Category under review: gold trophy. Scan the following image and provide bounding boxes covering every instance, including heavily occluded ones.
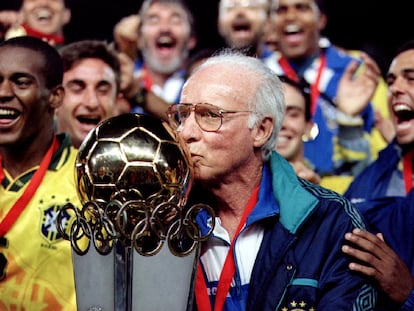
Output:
[57,113,214,311]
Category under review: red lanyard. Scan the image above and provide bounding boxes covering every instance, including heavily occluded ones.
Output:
[403,149,414,194]
[142,65,153,91]
[278,53,327,116]
[0,136,59,237]
[22,24,64,46]
[0,154,3,185]
[195,185,259,311]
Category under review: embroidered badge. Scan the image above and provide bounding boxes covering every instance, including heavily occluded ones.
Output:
[39,197,72,243]
[281,300,315,311]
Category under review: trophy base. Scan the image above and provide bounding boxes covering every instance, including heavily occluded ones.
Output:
[73,242,198,311]
[132,244,198,311]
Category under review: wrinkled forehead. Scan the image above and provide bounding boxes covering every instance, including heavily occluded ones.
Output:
[143,2,190,19]
[0,46,45,80]
[0,45,44,65]
[271,0,319,10]
[22,0,67,8]
[139,1,193,34]
[388,49,414,74]
[182,63,258,105]
[220,0,269,8]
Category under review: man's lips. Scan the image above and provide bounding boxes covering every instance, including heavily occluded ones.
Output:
[0,107,20,120]
[33,8,53,23]
[74,115,102,135]
[232,20,251,33]
[76,116,101,125]
[0,107,21,126]
[392,103,414,122]
[396,110,414,122]
[282,24,304,45]
[156,35,176,49]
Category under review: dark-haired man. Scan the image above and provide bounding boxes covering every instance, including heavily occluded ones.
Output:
[55,39,121,148]
[343,40,414,310]
[0,36,79,310]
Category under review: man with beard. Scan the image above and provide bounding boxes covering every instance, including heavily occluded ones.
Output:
[119,0,197,116]
[0,0,71,48]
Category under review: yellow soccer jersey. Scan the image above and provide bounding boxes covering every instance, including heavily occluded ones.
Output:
[0,134,81,311]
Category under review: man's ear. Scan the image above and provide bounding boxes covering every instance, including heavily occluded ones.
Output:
[253,116,274,148]
[62,8,71,26]
[187,35,197,51]
[318,12,327,32]
[16,10,24,24]
[49,85,65,110]
[137,35,144,50]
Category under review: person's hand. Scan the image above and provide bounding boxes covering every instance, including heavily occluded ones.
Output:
[113,15,140,60]
[0,10,20,29]
[336,52,381,117]
[117,51,147,98]
[117,52,135,93]
[342,228,414,304]
[0,10,20,39]
[375,109,395,143]
[291,161,321,184]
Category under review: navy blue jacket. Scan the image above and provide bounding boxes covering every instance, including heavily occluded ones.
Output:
[195,152,377,310]
[344,140,405,207]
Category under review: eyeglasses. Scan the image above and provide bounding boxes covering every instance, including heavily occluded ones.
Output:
[167,103,253,132]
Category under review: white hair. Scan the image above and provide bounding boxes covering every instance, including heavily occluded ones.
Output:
[194,49,285,161]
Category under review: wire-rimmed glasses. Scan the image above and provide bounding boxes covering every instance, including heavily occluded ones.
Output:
[167,103,253,132]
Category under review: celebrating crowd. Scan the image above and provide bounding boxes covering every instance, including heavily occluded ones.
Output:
[0,0,413,310]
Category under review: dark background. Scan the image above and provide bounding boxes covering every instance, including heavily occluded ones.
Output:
[1,0,413,76]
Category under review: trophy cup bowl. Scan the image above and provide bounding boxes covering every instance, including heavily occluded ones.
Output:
[76,112,193,207]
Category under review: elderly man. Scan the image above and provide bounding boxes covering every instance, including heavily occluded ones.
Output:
[167,49,377,310]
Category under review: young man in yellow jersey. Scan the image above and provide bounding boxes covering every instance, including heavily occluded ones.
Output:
[0,36,80,311]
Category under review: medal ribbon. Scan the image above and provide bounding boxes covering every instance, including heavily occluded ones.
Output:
[403,149,414,194]
[0,154,3,185]
[278,53,326,116]
[22,24,65,46]
[195,185,259,311]
[142,65,153,91]
[0,136,59,237]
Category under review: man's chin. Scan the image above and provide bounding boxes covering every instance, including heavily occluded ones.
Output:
[146,53,183,74]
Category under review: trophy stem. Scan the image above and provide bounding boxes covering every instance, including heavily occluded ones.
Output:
[115,241,134,311]
[126,245,133,311]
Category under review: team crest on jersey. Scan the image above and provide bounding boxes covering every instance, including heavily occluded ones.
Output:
[281,301,315,311]
[39,198,72,243]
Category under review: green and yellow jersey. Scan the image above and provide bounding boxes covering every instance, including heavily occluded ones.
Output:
[0,134,81,311]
